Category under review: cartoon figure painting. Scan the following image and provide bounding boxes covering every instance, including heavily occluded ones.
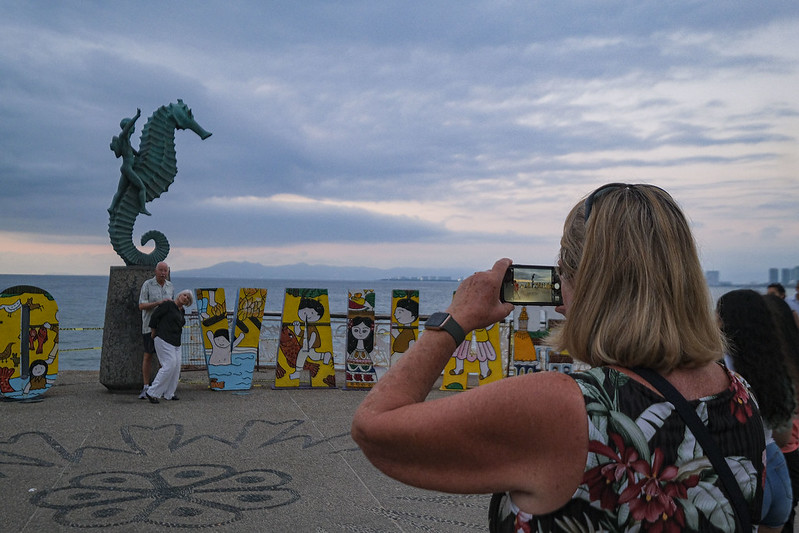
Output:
[441,323,503,391]
[390,290,419,367]
[196,287,266,391]
[0,285,59,399]
[441,291,503,390]
[275,289,336,388]
[344,290,378,389]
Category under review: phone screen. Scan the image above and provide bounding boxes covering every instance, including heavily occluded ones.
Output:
[500,264,562,306]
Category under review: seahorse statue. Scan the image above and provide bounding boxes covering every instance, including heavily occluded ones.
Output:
[107,100,211,266]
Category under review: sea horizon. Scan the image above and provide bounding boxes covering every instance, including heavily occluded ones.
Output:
[0,273,773,372]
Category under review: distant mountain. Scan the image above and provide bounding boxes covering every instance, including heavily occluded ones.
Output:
[174,261,467,281]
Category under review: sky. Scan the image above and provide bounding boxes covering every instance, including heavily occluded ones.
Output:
[1,1,798,283]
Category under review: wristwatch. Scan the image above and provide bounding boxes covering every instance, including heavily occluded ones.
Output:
[424,312,466,346]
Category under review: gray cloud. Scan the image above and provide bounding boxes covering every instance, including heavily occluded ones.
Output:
[1,1,798,280]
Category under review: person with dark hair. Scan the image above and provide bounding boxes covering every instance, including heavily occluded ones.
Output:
[764,294,799,532]
[718,289,795,532]
[352,183,767,531]
[768,283,787,299]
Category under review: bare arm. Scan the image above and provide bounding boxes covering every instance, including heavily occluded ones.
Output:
[351,258,588,514]
[139,299,168,311]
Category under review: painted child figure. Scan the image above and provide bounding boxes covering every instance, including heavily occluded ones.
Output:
[289,297,333,380]
[108,108,150,216]
[206,328,244,366]
[391,297,419,366]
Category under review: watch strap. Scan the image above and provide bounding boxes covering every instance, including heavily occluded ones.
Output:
[425,312,466,346]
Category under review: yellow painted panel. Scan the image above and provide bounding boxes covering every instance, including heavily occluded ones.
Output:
[275,289,335,388]
[0,285,59,399]
[441,322,503,391]
[390,290,419,367]
[345,289,377,389]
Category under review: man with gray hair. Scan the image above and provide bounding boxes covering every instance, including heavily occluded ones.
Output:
[138,262,173,398]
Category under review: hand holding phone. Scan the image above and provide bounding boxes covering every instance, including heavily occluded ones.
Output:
[499,264,563,306]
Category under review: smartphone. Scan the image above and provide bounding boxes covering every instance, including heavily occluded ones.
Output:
[499,264,563,306]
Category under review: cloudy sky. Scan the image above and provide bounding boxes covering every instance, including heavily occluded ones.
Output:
[2,1,798,282]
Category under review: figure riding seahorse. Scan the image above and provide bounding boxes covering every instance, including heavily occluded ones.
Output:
[107,100,211,266]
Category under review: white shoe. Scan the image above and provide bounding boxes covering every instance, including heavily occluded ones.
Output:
[138,385,149,399]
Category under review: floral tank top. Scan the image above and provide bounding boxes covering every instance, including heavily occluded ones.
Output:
[490,365,765,532]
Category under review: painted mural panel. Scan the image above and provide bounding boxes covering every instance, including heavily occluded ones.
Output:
[275,289,336,388]
[390,290,419,367]
[441,324,503,390]
[345,290,377,389]
[0,285,58,399]
[196,288,266,391]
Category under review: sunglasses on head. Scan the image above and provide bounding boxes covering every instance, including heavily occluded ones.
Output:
[583,183,633,223]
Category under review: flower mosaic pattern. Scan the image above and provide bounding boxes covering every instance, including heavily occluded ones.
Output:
[30,464,299,528]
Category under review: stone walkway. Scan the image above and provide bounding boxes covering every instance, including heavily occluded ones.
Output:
[2,370,487,532]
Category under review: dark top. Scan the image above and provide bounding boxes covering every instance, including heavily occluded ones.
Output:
[148,300,185,347]
[490,365,765,532]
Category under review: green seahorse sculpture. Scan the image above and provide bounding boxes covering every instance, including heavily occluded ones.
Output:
[107,100,211,266]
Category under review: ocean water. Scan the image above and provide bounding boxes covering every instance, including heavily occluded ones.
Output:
[0,274,761,371]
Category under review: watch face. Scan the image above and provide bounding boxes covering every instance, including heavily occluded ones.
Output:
[426,312,448,328]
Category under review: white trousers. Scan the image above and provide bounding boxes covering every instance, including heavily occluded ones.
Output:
[149,337,181,400]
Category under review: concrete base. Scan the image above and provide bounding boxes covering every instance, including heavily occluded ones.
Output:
[99,265,161,390]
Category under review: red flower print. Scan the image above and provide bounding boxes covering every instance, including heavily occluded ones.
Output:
[728,376,753,424]
[618,448,699,532]
[513,514,532,533]
[584,433,648,509]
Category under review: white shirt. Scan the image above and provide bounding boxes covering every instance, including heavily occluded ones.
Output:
[139,277,174,333]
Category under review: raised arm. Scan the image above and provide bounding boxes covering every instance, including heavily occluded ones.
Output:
[351,258,588,514]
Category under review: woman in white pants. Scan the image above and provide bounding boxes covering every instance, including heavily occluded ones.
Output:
[146,289,193,403]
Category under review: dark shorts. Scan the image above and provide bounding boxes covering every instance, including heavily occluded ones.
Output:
[142,333,155,355]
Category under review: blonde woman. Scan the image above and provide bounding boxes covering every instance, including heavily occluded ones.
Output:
[352,184,765,532]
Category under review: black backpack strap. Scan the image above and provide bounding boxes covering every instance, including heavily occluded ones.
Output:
[631,366,752,533]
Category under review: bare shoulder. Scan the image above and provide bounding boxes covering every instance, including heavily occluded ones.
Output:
[499,371,589,514]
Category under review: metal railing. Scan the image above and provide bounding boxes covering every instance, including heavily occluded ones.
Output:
[179,311,514,373]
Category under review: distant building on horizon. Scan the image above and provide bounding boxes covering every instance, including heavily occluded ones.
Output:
[769,268,779,284]
[705,271,720,286]
[773,267,799,287]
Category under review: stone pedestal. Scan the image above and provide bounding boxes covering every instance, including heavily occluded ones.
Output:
[100,266,161,391]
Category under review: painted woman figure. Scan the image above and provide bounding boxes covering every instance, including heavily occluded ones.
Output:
[108,108,150,216]
[346,316,377,386]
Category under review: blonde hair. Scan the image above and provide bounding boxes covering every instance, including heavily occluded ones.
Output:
[553,184,722,372]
